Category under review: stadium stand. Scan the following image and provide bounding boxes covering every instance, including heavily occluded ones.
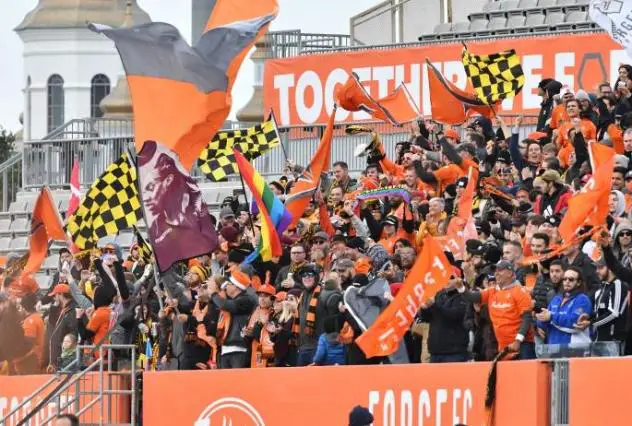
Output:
[424,0,594,40]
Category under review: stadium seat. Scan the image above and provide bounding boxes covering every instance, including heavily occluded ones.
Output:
[10,218,29,233]
[508,15,527,30]
[500,0,519,10]
[0,237,11,251]
[433,22,453,34]
[517,0,538,9]
[43,254,59,270]
[452,21,471,34]
[0,218,12,236]
[58,197,70,213]
[8,201,26,214]
[116,232,135,248]
[563,10,592,28]
[545,11,566,26]
[526,13,547,31]
[489,17,509,32]
[537,0,556,8]
[10,236,28,251]
[469,19,490,33]
[482,1,502,12]
[557,0,576,6]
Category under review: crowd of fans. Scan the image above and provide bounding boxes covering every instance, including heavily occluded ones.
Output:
[3,67,632,375]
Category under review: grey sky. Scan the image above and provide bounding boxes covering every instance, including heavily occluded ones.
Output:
[0,0,371,133]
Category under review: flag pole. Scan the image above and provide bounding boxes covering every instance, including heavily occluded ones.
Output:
[269,109,289,161]
[237,164,257,237]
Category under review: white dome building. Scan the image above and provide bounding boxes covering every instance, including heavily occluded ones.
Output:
[15,0,151,140]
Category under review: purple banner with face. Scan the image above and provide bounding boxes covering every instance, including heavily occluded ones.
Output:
[137,141,217,272]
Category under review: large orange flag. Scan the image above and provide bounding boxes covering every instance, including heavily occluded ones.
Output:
[558,142,615,243]
[356,237,451,358]
[426,59,495,125]
[284,107,336,227]
[335,73,399,125]
[90,0,278,170]
[23,187,66,276]
[378,84,423,124]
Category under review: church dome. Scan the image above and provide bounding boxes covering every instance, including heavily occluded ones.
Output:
[15,0,151,32]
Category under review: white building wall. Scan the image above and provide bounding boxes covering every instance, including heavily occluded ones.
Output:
[19,28,123,140]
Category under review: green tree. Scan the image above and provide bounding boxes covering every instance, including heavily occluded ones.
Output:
[0,127,19,211]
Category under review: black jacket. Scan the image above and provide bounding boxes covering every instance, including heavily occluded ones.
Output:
[421,288,471,356]
[593,278,630,342]
[532,274,557,311]
[212,289,257,349]
[297,287,342,350]
[537,98,554,131]
[46,301,78,367]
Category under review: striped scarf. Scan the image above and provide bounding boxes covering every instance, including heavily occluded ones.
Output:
[293,286,321,337]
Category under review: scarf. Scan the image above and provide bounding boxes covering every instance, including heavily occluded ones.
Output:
[292,286,321,337]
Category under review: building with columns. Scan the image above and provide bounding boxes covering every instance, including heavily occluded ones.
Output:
[15,0,151,140]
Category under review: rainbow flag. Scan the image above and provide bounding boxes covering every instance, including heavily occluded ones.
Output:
[233,149,292,262]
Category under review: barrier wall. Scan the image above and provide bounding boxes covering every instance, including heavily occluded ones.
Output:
[569,358,632,426]
[0,373,130,426]
[144,361,550,426]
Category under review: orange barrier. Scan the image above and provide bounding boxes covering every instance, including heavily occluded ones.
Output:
[144,361,550,426]
[264,32,624,126]
[569,358,632,426]
[0,373,130,425]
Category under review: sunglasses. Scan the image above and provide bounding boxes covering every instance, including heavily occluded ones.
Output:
[103,249,115,254]
[313,239,326,244]
[620,231,632,237]
[563,277,578,282]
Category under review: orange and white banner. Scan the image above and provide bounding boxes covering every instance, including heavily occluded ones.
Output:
[144,361,550,426]
[264,32,626,126]
[356,236,451,358]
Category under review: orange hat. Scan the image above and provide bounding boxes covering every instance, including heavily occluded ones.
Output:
[188,258,202,268]
[257,284,276,296]
[528,131,548,141]
[228,269,251,291]
[444,129,460,141]
[275,291,287,302]
[189,265,208,281]
[354,256,372,275]
[48,284,70,297]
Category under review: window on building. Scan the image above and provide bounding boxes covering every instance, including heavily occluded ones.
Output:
[47,74,65,133]
[90,74,111,118]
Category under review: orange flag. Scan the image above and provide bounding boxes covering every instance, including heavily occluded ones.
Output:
[91,0,278,170]
[284,107,336,227]
[22,187,66,276]
[426,59,495,125]
[356,236,451,358]
[335,73,399,125]
[558,142,615,243]
[378,84,423,124]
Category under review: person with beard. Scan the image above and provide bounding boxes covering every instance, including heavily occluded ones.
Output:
[209,269,257,369]
[45,284,78,371]
[293,263,342,366]
[420,268,472,363]
[532,170,571,218]
[462,240,488,287]
[535,266,592,350]
[334,258,355,291]
[275,243,308,291]
[532,259,564,315]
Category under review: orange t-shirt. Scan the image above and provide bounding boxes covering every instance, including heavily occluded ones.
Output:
[550,104,569,129]
[22,312,45,368]
[87,307,112,346]
[480,283,534,349]
[608,124,624,154]
[433,164,464,193]
[557,119,597,168]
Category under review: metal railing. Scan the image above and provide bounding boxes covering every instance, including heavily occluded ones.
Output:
[266,30,352,58]
[0,153,23,211]
[0,344,137,426]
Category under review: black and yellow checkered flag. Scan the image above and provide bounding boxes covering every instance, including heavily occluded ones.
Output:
[197,114,280,182]
[462,46,525,104]
[67,152,141,250]
[133,225,153,264]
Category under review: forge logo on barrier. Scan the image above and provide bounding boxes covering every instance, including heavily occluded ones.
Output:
[194,397,265,426]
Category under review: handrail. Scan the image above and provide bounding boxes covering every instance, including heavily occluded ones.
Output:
[0,152,23,173]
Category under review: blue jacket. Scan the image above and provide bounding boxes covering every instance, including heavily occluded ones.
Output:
[313,333,346,366]
[537,290,593,345]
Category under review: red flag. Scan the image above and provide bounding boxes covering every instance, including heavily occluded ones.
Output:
[426,59,495,125]
[377,84,422,124]
[22,187,66,277]
[68,158,80,217]
[558,142,615,243]
[284,107,336,227]
[356,237,451,357]
[335,73,399,125]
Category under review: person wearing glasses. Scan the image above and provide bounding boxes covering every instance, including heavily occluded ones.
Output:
[613,222,632,270]
[274,243,308,292]
[535,266,592,353]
